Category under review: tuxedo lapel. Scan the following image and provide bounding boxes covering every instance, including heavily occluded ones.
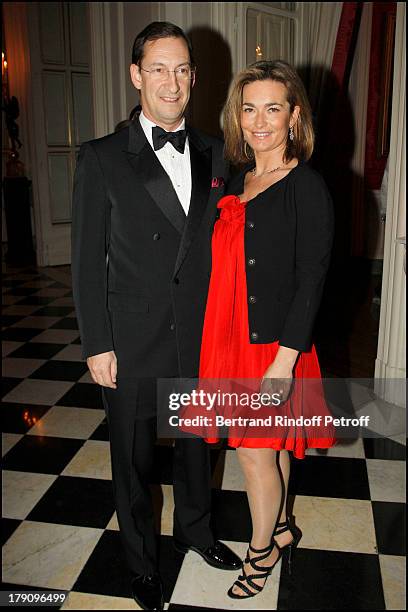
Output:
[125,120,186,235]
[173,128,212,277]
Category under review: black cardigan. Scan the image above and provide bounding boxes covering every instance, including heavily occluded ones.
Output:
[225,161,334,352]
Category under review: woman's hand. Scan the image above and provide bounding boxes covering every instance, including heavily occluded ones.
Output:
[260,346,299,405]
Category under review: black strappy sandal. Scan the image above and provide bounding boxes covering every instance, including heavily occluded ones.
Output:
[227,539,282,599]
[273,518,302,575]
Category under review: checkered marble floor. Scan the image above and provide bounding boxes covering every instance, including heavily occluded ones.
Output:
[2,265,406,610]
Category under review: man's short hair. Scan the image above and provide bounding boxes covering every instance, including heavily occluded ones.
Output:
[131,21,195,67]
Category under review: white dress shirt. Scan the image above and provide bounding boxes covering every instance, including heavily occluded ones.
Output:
[139,110,192,215]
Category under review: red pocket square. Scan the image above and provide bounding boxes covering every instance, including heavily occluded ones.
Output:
[211,177,225,188]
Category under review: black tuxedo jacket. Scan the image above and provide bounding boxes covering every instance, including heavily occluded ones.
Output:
[71,118,228,378]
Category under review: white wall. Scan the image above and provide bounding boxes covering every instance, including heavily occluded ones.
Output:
[123,2,159,119]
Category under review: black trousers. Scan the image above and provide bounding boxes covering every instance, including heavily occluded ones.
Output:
[102,379,214,577]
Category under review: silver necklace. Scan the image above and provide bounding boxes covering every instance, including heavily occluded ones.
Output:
[251,165,283,178]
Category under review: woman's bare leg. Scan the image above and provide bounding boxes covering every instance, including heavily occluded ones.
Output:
[274,450,294,548]
[230,447,283,596]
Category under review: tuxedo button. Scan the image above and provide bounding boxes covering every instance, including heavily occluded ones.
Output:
[250,331,259,340]
[249,295,257,304]
[153,233,160,241]
[247,220,255,229]
[170,323,176,331]
[174,278,180,285]
[248,258,256,266]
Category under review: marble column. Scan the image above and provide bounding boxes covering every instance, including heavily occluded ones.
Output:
[374,3,406,408]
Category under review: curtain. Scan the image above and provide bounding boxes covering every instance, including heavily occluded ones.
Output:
[364,2,397,191]
[312,2,364,260]
[307,2,343,115]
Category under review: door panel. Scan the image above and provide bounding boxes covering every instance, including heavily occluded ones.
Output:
[47,153,73,223]
[43,71,70,146]
[28,2,94,265]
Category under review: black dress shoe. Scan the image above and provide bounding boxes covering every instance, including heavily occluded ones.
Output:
[131,573,164,610]
[174,539,242,570]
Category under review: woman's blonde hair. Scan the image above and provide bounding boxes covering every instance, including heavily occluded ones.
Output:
[223,60,314,165]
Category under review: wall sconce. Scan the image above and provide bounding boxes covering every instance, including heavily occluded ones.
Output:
[256,45,263,60]
[1,46,35,265]
[2,51,8,76]
[2,47,23,160]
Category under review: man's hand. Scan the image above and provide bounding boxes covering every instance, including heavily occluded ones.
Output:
[87,351,117,388]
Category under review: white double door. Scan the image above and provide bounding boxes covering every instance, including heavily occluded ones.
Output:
[27,2,94,266]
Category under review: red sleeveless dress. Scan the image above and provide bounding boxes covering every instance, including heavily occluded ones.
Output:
[193,194,337,459]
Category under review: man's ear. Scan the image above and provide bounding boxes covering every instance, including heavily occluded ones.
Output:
[191,71,196,89]
[130,63,142,91]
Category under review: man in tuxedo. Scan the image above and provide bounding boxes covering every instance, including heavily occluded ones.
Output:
[71,21,240,611]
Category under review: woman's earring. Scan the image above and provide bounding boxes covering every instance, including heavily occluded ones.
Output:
[289,125,294,141]
[244,141,253,159]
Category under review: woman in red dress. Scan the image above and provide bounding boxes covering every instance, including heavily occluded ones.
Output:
[196,61,337,599]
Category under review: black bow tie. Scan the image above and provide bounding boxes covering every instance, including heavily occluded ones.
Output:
[152,126,187,154]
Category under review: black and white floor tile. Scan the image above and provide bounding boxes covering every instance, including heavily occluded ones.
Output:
[2,265,406,610]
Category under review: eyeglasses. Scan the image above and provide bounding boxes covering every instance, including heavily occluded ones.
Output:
[140,65,196,81]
